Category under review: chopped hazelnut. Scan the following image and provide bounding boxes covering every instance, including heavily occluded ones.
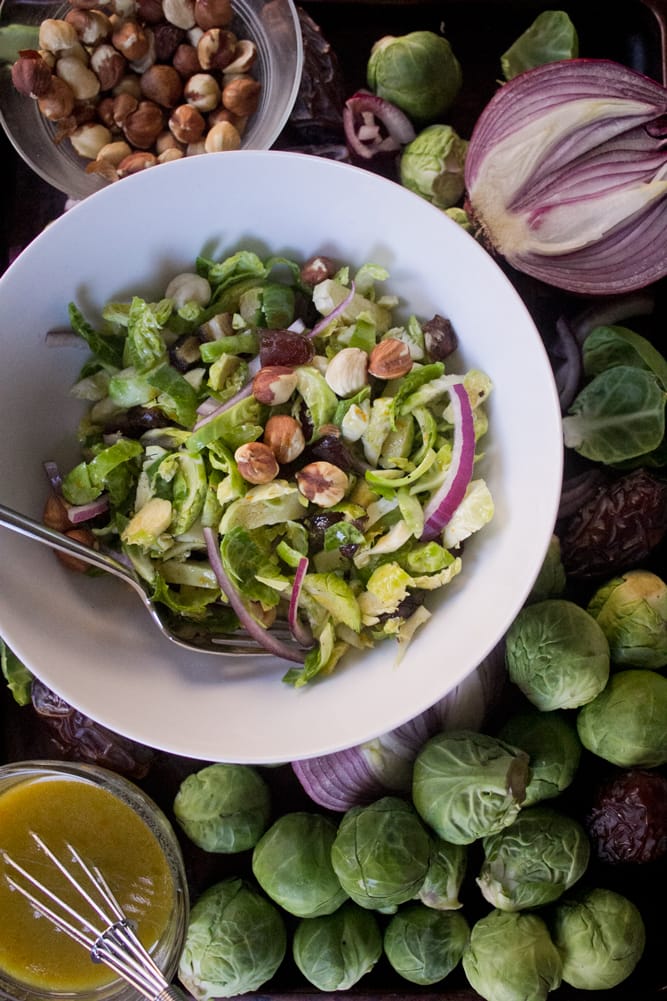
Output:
[252,366,298,405]
[234,442,279,485]
[263,415,305,465]
[296,461,349,507]
[325,347,368,398]
[368,338,413,380]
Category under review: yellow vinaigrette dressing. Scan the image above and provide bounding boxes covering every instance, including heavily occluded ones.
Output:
[0,773,175,992]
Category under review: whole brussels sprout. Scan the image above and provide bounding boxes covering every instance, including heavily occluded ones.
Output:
[399,125,468,209]
[477,806,590,911]
[330,796,431,912]
[498,709,581,805]
[367,31,462,123]
[252,812,347,918]
[412,730,530,845]
[501,10,578,81]
[178,878,286,1000]
[292,901,382,990]
[505,599,610,710]
[549,887,646,989]
[527,535,567,603]
[576,669,667,767]
[417,837,467,910]
[462,909,562,1001]
[173,763,270,852]
[384,903,470,985]
[587,569,667,668]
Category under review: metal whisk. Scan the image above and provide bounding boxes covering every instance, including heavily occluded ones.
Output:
[1,833,188,1001]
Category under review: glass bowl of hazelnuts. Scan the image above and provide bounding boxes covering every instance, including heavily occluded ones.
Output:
[0,0,303,198]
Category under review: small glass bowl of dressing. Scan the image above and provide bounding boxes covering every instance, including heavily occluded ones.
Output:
[0,760,189,1001]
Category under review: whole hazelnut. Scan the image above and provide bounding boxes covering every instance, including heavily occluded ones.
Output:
[11,50,52,98]
[300,255,337,286]
[112,72,142,98]
[368,338,413,380]
[43,494,71,532]
[111,20,149,61]
[95,138,132,165]
[136,0,165,23]
[155,128,184,153]
[70,121,113,159]
[196,27,236,70]
[152,23,185,62]
[203,119,240,152]
[234,442,279,485]
[38,18,80,56]
[325,347,368,398]
[223,38,256,73]
[57,528,99,574]
[172,42,201,77]
[96,95,116,128]
[296,461,349,508]
[140,63,183,107]
[168,102,205,143]
[263,415,305,465]
[157,146,184,163]
[221,75,260,117]
[112,90,138,127]
[37,75,75,120]
[184,71,220,111]
[56,55,101,101]
[194,0,233,30]
[64,8,112,45]
[116,150,158,175]
[162,0,196,30]
[90,42,127,90]
[122,98,164,147]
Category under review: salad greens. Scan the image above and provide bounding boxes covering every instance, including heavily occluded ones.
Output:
[52,248,493,685]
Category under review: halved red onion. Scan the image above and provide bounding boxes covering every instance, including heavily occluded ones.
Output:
[288,556,315,648]
[343,90,416,160]
[420,382,475,541]
[203,526,306,663]
[465,59,667,294]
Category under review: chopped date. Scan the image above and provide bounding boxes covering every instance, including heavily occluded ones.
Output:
[586,768,667,864]
[558,469,667,578]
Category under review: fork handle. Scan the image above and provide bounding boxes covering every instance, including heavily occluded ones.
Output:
[0,502,137,584]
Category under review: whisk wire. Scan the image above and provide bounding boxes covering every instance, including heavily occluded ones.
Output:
[1,832,176,1001]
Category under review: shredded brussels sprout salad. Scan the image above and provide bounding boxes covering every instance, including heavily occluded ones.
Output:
[52,249,494,685]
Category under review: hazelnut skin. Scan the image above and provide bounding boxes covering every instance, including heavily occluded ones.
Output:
[11,50,53,97]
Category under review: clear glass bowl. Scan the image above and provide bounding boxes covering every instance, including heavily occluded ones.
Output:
[0,0,303,198]
[0,760,189,1001]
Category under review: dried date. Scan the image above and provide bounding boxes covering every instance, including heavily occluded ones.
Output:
[259,328,314,367]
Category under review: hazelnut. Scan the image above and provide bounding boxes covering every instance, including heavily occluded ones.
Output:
[186,139,206,155]
[110,0,137,17]
[221,75,260,116]
[116,150,157,175]
[263,415,305,465]
[92,138,132,171]
[90,42,127,90]
[11,51,52,98]
[43,493,71,532]
[194,0,233,30]
[112,90,138,127]
[96,95,116,128]
[163,0,196,30]
[140,63,183,107]
[70,121,113,158]
[157,146,184,163]
[111,19,149,61]
[172,42,201,77]
[197,27,236,70]
[128,27,156,73]
[296,461,349,508]
[368,338,413,380]
[122,98,164,147]
[136,0,165,23]
[65,9,112,45]
[234,442,279,485]
[112,71,142,98]
[155,128,184,153]
[325,347,368,398]
[203,119,240,152]
[56,528,99,574]
[184,71,220,111]
[224,38,256,73]
[152,23,185,62]
[168,102,205,143]
[38,18,80,56]
[252,366,298,405]
[300,255,337,286]
[56,55,101,101]
[207,106,245,133]
[37,75,75,120]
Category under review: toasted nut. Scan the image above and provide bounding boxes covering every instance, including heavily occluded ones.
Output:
[168,102,205,142]
[111,19,149,60]
[65,8,112,45]
[368,338,413,380]
[163,0,196,30]
[197,27,236,70]
[136,0,164,23]
[234,441,279,484]
[252,366,298,405]
[37,75,75,120]
[56,55,101,101]
[56,528,98,573]
[203,119,240,152]
[263,415,306,464]
[155,128,184,153]
[112,71,142,98]
[139,63,183,107]
[207,106,246,134]
[43,493,72,532]
[172,42,201,77]
[300,255,336,286]
[112,90,138,126]
[221,75,260,116]
[90,42,127,90]
[116,150,157,174]
[184,71,220,111]
[39,18,80,56]
[70,121,113,158]
[296,461,349,507]
[128,27,156,73]
[194,0,233,29]
[223,38,256,74]
[325,347,368,398]
[157,146,184,163]
[186,139,206,155]
[122,98,164,147]
[11,51,52,97]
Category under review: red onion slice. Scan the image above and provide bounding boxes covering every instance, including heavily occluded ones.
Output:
[204,526,306,663]
[67,497,110,524]
[288,556,315,648]
[420,382,475,541]
[343,90,416,160]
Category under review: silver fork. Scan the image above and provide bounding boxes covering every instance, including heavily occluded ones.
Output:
[0,502,303,661]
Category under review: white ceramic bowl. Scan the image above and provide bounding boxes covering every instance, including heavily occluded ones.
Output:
[0,151,563,763]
